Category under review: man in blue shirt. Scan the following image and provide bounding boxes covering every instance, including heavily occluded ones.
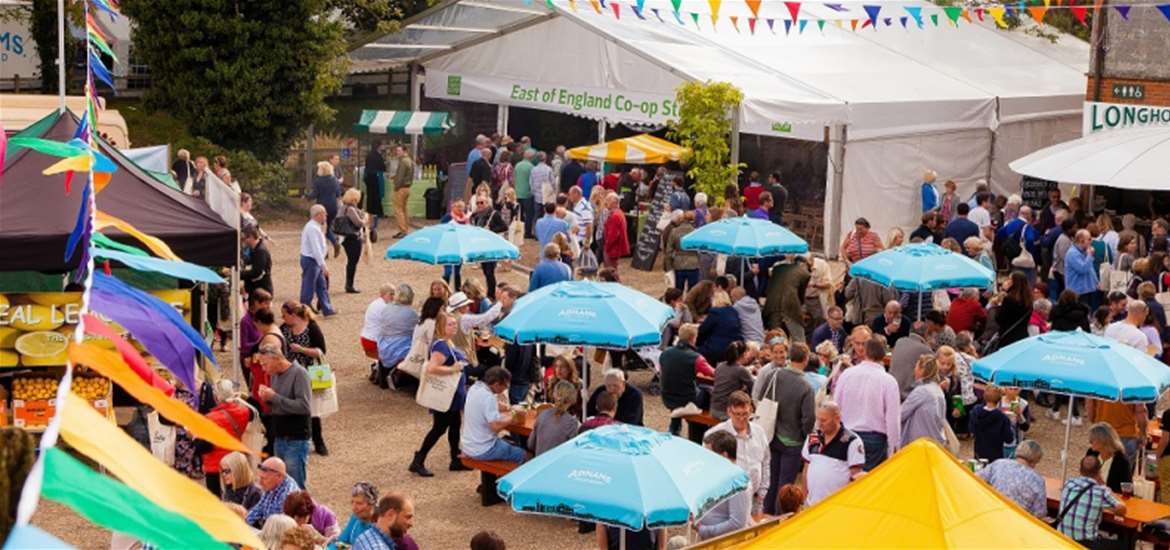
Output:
[529,243,573,292]
[1065,229,1100,309]
[467,134,489,166]
[534,202,570,250]
[353,494,413,550]
[996,205,1040,267]
[462,367,527,463]
[944,203,980,244]
[245,458,300,528]
[748,192,772,220]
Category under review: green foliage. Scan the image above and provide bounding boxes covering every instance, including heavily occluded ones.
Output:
[668,81,745,204]
[120,0,349,162]
[25,0,83,93]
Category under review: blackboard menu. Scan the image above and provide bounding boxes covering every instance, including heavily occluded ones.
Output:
[631,180,673,271]
[446,162,468,209]
[1020,176,1059,210]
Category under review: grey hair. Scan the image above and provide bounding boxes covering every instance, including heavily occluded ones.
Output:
[396,284,415,305]
[960,287,979,299]
[817,400,842,417]
[694,192,708,207]
[1015,440,1043,465]
[1033,298,1051,313]
[309,204,326,218]
[603,368,626,382]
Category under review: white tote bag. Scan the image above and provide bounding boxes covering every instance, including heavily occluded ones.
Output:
[310,374,339,418]
[415,343,462,412]
[146,411,176,466]
[399,320,435,379]
[755,371,780,442]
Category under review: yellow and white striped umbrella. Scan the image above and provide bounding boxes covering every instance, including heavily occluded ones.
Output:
[566,134,686,164]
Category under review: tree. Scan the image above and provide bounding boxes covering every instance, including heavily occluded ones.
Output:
[668,81,745,204]
[18,0,82,93]
[120,0,348,161]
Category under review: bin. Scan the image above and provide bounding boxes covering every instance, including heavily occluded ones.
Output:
[425,188,444,220]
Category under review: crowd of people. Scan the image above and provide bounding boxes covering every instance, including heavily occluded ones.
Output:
[207,132,1170,550]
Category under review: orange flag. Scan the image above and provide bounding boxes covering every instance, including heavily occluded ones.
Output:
[744,0,760,17]
[94,210,181,261]
[1027,5,1047,23]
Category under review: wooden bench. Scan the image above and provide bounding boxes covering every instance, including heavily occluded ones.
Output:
[682,411,720,444]
[460,455,519,506]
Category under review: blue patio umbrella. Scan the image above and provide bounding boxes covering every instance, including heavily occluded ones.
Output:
[497,424,750,534]
[679,216,809,257]
[848,243,994,291]
[494,281,672,349]
[972,330,1170,479]
[384,222,519,265]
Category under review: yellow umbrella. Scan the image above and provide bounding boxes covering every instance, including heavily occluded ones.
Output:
[693,439,1078,549]
[566,134,686,164]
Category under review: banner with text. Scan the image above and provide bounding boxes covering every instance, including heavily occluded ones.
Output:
[1083,101,1170,135]
[427,70,680,126]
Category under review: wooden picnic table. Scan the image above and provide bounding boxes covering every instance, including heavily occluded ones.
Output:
[505,407,539,438]
[1045,477,1170,534]
[1150,418,1162,446]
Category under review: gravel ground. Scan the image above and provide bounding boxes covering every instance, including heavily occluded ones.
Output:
[31,219,1096,549]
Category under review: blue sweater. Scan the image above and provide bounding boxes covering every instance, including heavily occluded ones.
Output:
[529,259,572,292]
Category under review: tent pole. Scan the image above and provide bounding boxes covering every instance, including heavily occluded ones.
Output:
[57,0,65,112]
[730,108,741,185]
[1061,395,1075,484]
[497,105,509,137]
[231,266,241,383]
[410,63,422,163]
[825,124,847,258]
[598,120,606,143]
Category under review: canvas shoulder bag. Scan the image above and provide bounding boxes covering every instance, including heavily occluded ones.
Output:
[415,341,463,413]
[756,370,781,442]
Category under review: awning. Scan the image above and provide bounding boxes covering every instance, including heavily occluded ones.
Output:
[566,134,686,164]
[353,110,454,136]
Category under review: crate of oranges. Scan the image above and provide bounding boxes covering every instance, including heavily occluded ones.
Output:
[11,376,113,429]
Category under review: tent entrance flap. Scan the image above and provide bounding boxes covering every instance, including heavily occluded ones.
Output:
[353,110,454,135]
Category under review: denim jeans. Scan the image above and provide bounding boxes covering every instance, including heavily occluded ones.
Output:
[443,264,462,290]
[764,442,804,515]
[508,383,530,405]
[275,437,310,489]
[856,431,889,472]
[674,269,699,292]
[470,437,527,464]
[299,256,335,315]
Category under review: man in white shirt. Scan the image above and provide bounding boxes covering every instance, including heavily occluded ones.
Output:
[706,391,770,515]
[461,367,527,464]
[696,431,752,540]
[531,152,555,207]
[968,192,993,232]
[361,283,395,363]
[799,401,865,505]
[1105,300,1156,355]
[568,185,595,251]
[299,204,335,316]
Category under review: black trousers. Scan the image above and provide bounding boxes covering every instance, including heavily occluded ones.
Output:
[343,235,363,290]
[482,262,497,300]
[417,408,462,463]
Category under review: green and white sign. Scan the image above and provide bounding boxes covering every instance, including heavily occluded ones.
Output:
[1083,101,1170,135]
[426,70,679,125]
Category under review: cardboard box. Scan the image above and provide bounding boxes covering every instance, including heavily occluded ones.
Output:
[13,398,56,429]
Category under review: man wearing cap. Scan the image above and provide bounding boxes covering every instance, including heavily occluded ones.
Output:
[256,344,312,488]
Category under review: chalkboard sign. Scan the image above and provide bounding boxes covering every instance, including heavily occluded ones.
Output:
[446,162,468,210]
[1020,176,1059,210]
[631,181,673,271]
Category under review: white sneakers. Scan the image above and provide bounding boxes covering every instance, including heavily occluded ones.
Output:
[670,403,703,419]
[1046,408,1083,425]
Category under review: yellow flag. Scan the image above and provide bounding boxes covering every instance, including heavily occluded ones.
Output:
[94,210,181,261]
[68,343,253,455]
[42,155,93,176]
[59,392,263,549]
[988,6,1007,27]
[708,0,721,25]
[589,0,600,13]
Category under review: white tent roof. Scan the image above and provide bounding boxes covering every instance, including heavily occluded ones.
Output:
[354,0,1088,140]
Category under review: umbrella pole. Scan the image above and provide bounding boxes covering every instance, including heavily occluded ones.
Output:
[620,529,626,550]
[917,291,922,321]
[1061,395,1075,484]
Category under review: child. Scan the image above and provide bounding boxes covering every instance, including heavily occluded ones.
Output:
[998,386,1032,458]
[969,384,1015,461]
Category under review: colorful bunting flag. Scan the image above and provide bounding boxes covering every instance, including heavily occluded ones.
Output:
[863,5,881,27]
[905,6,924,27]
[674,9,685,24]
[785,1,802,22]
[88,50,115,90]
[975,7,985,21]
[635,0,644,12]
[64,184,91,261]
[943,6,962,25]
[1158,4,1170,22]
[961,8,972,22]
[589,0,601,13]
[745,0,761,17]
[633,5,645,18]
[611,1,620,18]
[730,15,740,32]
[900,15,908,27]
[989,5,1008,26]
[822,3,847,11]
[767,17,776,31]
[691,11,701,26]
[671,0,682,12]
[1070,5,1086,24]
[749,17,758,33]
[94,211,180,261]
[817,18,826,31]
[83,314,175,397]
[650,6,661,20]
[1114,5,1130,19]
[58,392,263,548]
[599,0,606,8]
[568,0,577,11]
[799,18,809,32]
[1027,5,1048,22]
[41,448,230,550]
[784,19,793,33]
[883,16,892,26]
[850,18,858,30]
[930,13,939,26]
[708,0,722,26]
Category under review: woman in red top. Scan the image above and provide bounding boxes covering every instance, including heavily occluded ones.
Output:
[839,217,884,265]
[602,193,629,278]
[201,379,255,497]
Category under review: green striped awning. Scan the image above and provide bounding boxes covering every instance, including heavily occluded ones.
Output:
[353,110,454,136]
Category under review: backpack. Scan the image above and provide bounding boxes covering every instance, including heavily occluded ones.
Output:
[1001,225,1023,262]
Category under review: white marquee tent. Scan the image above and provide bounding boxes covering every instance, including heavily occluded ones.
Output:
[352,0,1089,253]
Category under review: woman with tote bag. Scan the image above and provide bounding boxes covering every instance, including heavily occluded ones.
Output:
[408,315,471,478]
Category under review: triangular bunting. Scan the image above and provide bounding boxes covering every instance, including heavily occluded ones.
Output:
[930,13,939,26]
[850,18,858,30]
[817,19,827,31]
[708,0,721,26]
[784,1,802,22]
[899,15,908,27]
[674,9,685,23]
[745,0,761,17]
[651,7,663,20]
[671,0,682,12]
[860,18,872,29]
[863,5,881,27]
[691,11,701,26]
[730,15,740,32]
[636,0,645,13]
[905,6,923,27]
[943,5,962,25]
[767,17,776,32]
[611,0,620,18]
[1043,0,1051,6]
[599,0,606,7]
[749,17,758,33]
[568,0,579,13]
[589,0,601,13]
[799,19,809,32]
[547,0,556,8]
[1004,3,1015,19]
[1158,4,1170,22]
[988,5,1007,27]
[975,7,985,21]
[1027,5,1047,23]
[823,3,846,11]
[961,8,972,22]
[883,17,892,26]
[784,19,793,33]
[1070,5,1087,24]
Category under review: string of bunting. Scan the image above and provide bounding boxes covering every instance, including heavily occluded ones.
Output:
[5,0,255,547]
[530,0,1170,33]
